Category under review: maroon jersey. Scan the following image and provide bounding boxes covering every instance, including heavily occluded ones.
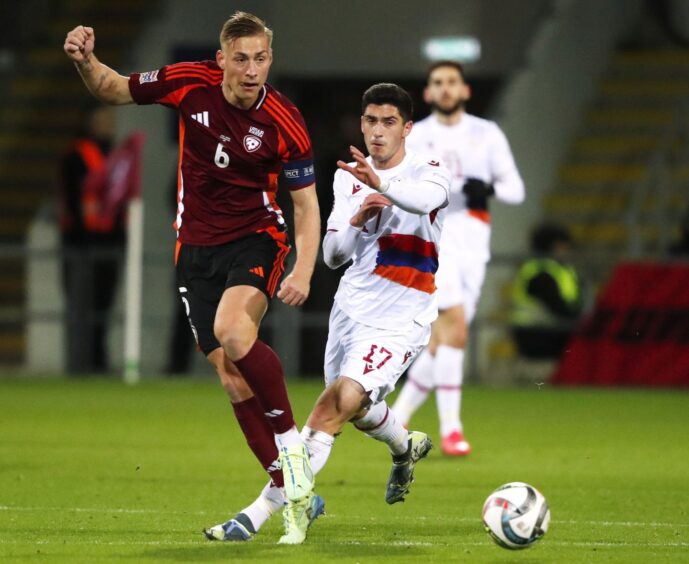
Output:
[128,61,315,246]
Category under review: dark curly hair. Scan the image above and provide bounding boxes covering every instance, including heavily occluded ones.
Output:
[361,83,413,123]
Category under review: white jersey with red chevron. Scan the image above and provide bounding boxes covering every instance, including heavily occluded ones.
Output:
[326,150,450,331]
[407,113,524,262]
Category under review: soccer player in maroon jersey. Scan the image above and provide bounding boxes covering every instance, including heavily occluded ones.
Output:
[64,11,321,545]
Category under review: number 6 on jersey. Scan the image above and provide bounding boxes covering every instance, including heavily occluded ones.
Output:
[214,143,230,168]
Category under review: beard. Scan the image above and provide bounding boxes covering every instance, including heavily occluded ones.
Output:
[430,99,465,116]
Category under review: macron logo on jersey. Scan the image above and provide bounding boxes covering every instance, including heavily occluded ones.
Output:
[191,111,209,127]
[352,184,362,194]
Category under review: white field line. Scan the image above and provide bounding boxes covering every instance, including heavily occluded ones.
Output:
[0,505,209,516]
[2,505,689,530]
[0,539,687,549]
[557,519,689,528]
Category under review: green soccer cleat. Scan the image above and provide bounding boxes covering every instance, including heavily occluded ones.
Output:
[277,491,325,545]
[385,431,433,504]
[279,443,314,502]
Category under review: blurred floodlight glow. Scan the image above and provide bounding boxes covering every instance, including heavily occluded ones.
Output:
[422,36,481,63]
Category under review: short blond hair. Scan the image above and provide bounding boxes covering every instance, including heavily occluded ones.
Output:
[219,11,273,47]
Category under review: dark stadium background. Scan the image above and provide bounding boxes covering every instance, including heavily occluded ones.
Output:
[1,0,688,383]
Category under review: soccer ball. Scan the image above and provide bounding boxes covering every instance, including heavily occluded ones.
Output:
[481,482,550,549]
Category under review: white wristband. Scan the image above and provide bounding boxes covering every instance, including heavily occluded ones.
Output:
[378,180,390,193]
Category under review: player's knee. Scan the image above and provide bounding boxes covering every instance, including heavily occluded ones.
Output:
[334,378,369,417]
[440,311,467,348]
[214,317,256,359]
[308,396,346,434]
[447,324,468,348]
[310,378,367,432]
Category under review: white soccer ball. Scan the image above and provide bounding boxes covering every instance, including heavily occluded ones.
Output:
[481,482,550,549]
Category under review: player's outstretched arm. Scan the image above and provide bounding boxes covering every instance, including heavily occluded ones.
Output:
[277,184,320,307]
[337,146,382,190]
[64,25,133,105]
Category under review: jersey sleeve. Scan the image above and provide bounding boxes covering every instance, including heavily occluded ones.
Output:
[128,61,222,108]
[417,158,452,207]
[263,92,315,190]
[487,123,525,204]
[326,169,358,231]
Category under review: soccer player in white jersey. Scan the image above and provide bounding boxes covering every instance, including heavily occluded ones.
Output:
[392,61,525,456]
[205,83,451,542]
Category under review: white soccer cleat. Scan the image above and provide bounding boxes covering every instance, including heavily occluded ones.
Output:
[277,491,325,545]
[279,443,314,502]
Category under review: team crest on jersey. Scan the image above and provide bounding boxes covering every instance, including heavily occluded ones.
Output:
[243,135,262,152]
[352,184,362,194]
[139,70,159,84]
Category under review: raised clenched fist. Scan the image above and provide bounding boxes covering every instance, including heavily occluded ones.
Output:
[64,25,95,64]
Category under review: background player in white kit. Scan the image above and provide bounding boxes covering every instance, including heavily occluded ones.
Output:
[208,83,451,542]
[392,61,525,456]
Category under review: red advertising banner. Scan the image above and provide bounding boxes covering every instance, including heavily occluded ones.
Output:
[553,262,689,387]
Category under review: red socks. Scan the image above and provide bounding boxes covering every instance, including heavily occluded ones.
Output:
[233,339,296,435]
[232,396,283,487]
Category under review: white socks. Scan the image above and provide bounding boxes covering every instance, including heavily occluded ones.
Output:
[241,480,285,532]
[243,426,335,532]
[242,402,413,533]
[354,401,408,456]
[301,426,335,475]
[434,345,464,437]
[391,348,434,426]
[392,345,465,437]
[275,425,303,449]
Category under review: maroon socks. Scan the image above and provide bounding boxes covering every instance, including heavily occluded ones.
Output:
[232,396,283,487]
[233,339,296,435]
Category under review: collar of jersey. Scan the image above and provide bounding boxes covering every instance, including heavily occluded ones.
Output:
[369,151,413,179]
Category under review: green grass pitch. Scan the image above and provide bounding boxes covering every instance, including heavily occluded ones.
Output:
[1,377,688,562]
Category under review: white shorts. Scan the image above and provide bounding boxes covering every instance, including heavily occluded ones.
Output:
[435,254,486,321]
[324,304,431,405]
